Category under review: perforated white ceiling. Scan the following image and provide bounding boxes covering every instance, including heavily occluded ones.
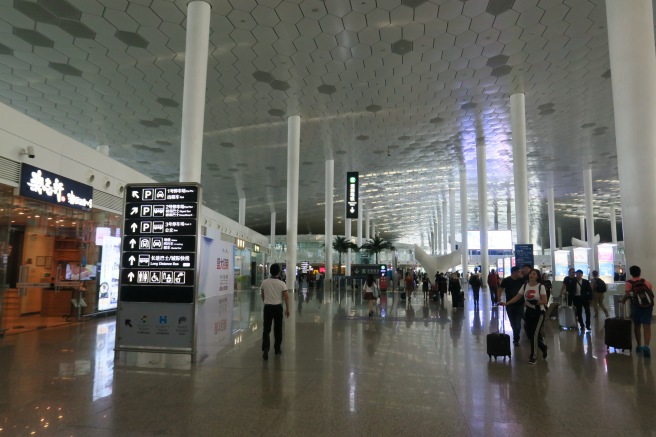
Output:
[0,0,627,246]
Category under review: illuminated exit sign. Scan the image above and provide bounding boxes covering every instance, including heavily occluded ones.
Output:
[346,171,359,219]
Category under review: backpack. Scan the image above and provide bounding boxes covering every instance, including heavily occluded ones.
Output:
[629,279,654,308]
[595,278,607,293]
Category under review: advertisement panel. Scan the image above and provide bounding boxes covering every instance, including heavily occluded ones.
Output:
[573,248,589,276]
[597,245,615,277]
[554,250,570,277]
[98,236,120,312]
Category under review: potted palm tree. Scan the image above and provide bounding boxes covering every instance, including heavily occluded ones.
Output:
[359,236,394,264]
[332,236,359,275]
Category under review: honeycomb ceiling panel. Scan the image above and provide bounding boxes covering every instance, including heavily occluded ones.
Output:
[0,0,632,246]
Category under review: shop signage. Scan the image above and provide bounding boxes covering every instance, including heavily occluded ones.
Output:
[19,163,93,211]
[346,172,359,219]
[119,183,200,304]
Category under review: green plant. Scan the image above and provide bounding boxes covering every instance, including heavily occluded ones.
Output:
[332,236,358,273]
[359,236,394,264]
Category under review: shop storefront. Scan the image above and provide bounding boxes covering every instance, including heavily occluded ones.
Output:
[0,164,122,335]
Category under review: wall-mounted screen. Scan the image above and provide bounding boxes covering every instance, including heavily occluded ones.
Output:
[65,263,96,280]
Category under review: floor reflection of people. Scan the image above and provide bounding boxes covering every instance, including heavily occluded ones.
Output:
[364,322,381,357]
[450,308,464,344]
[406,302,415,328]
[423,302,430,327]
[471,307,483,339]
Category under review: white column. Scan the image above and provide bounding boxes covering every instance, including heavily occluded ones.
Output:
[179,1,210,183]
[325,160,334,281]
[365,210,370,240]
[357,202,363,246]
[238,197,246,226]
[477,140,488,284]
[580,216,586,241]
[345,217,352,276]
[511,93,529,243]
[610,205,618,244]
[460,166,468,273]
[436,215,442,255]
[583,168,597,272]
[372,223,376,238]
[270,211,276,251]
[434,220,439,255]
[442,199,448,254]
[606,0,656,274]
[449,188,456,252]
[507,197,512,232]
[286,116,300,291]
[547,188,557,277]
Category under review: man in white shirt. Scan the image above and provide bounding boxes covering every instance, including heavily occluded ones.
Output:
[260,263,290,360]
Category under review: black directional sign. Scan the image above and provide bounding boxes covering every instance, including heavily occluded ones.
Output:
[346,172,359,219]
[119,183,200,304]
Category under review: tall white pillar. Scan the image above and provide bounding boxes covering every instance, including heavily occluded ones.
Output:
[507,197,512,232]
[365,210,370,240]
[436,216,442,255]
[606,0,656,274]
[449,188,456,252]
[286,116,300,291]
[270,211,276,250]
[325,160,334,281]
[357,202,363,246]
[238,197,246,226]
[477,140,488,283]
[372,223,376,238]
[547,188,557,277]
[179,1,210,183]
[434,220,439,255]
[580,217,586,241]
[345,218,352,276]
[460,167,468,273]
[610,205,618,244]
[511,93,529,244]
[583,168,597,272]
[442,199,448,254]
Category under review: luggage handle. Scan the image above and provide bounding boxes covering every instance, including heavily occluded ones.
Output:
[497,305,506,334]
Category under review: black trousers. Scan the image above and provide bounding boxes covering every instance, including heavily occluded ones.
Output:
[524,309,546,359]
[262,304,283,352]
[572,296,591,329]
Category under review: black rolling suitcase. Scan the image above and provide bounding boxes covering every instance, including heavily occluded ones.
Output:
[487,307,511,360]
[605,317,632,352]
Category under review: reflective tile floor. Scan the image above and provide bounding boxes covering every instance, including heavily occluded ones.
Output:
[1,286,654,436]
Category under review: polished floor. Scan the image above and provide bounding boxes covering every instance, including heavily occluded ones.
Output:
[0,285,654,437]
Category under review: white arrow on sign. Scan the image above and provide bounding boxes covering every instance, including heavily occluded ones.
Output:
[349,207,355,213]
[132,191,140,199]
[130,207,139,215]
[129,239,137,249]
[127,272,135,282]
[131,223,138,232]
[129,255,136,266]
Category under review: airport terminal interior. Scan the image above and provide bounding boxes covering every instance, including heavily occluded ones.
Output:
[1,0,656,436]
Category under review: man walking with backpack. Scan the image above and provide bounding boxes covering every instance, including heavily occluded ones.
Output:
[623,265,654,357]
[591,270,609,318]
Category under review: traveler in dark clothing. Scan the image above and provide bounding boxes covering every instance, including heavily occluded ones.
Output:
[560,268,577,306]
[449,272,462,308]
[421,273,432,301]
[571,269,593,331]
[469,272,482,307]
[541,272,552,303]
[498,266,525,346]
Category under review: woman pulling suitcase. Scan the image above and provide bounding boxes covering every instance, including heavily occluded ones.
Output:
[501,269,548,365]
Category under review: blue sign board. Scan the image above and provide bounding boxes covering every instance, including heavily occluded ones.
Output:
[20,163,93,211]
[514,244,534,269]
